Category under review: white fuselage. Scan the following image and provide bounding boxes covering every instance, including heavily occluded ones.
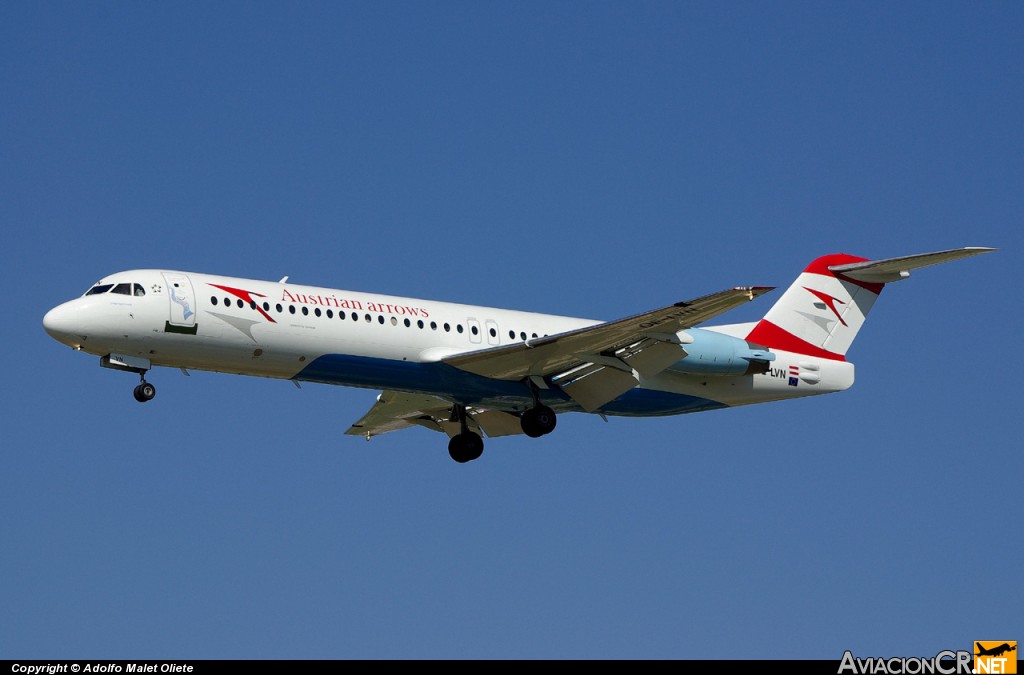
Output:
[43,269,854,417]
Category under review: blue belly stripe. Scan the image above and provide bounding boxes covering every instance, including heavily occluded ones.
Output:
[297,353,726,417]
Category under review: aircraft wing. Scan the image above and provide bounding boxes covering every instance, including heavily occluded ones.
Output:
[443,286,773,412]
[345,390,454,438]
[346,390,526,439]
[444,287,772,380]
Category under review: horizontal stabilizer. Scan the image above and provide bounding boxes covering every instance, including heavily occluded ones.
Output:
[829,247,995,283]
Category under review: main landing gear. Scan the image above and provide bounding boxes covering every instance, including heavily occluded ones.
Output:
[448,405,484,463]
[446,403,560,463]
[448,430,484,464]
[519,379,557,439]
[132,373,156,403]
[520,405,557,438]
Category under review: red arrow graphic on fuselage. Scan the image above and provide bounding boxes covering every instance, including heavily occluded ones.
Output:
[209,283,277,323]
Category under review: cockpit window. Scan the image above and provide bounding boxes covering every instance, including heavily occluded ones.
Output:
[111,283,132,295]
[85,284,113,296]
[133,283,146,297]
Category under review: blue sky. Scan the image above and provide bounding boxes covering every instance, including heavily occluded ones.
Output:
[2,1,1020,659]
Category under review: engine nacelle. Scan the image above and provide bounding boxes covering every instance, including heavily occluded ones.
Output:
[669,328,774,376]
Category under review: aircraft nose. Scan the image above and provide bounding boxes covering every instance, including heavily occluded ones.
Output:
[43,303,83,347]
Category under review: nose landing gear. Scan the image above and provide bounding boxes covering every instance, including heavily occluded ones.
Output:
[99,354,156,404]
[132,375,156,403]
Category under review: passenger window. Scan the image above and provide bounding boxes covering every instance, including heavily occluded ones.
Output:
[404,318,411,327]
[133,284,146,297]
[457,325,464,334]
[302,306,309,316]
[211,296,219,306]
[471,326,479,335]
[489,328,497,338]
[314,308,321,317]
[326,309,333,318]
[111,283,132,295]
[378,315,384,324]
[444,323,451,332]
[276,304,283,313]
[417,320,424,329]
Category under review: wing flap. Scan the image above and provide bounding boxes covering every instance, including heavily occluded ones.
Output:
[472,410,527,438]
[556,364,639,413]
[620,339,688,378]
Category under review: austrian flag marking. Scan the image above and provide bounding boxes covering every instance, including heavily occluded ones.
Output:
[788,365,799,387]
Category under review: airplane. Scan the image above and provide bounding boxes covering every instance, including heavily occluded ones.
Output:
[43,247,994,463]
[976,642,1016,658]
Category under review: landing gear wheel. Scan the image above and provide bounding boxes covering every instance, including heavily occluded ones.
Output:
[133,382,156,403]
[520,405,557,438]
[448,432,484,463]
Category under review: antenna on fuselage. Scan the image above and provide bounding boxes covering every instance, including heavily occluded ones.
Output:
[278,276,289,283]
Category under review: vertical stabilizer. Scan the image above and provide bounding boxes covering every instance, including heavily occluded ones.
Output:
[746,254,880,360]
[745,247,994,360]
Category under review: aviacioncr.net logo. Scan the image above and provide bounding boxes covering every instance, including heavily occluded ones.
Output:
[975,641,1017,674]
[838,650,973,674]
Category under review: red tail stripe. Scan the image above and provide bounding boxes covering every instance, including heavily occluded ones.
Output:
[746,320,846,361]
[803,253,885,294]
[802,253,870,275]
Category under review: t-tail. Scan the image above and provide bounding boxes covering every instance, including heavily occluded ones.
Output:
[746,247,995,361]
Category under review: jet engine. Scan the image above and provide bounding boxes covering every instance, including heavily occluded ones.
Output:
[669,328,774,376]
